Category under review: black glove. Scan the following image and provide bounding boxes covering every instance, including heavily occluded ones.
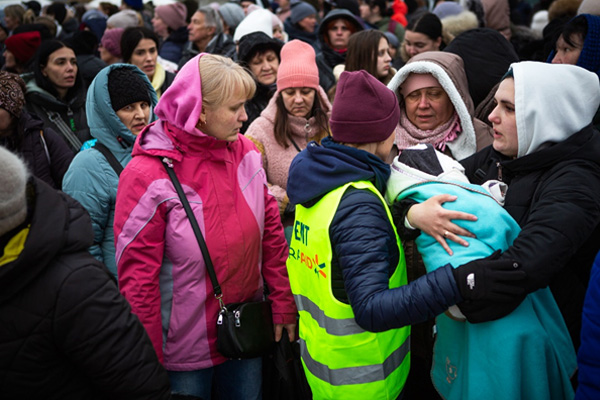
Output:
[457,295,526,323]
[452,250,527,302]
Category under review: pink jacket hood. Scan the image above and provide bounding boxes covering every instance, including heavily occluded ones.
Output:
[155,54,205,136]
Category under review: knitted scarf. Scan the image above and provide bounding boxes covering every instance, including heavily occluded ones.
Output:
[395,108,461,152]
[151,63,167,99]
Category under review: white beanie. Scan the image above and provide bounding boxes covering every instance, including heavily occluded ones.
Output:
[234,8,274,42]
[579,0,600,16]
[0,146,29,237]
[106,9,139,29]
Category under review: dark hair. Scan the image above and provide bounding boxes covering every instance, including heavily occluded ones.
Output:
[237,32,283,67]
[45,2,66,25]
[345,30,388,80]
[120,27,159,63]
[364,0,392,17]
[406,12,442,40]
[33,39,83,100]
[561,15,588,48]
[273,90,330,148]
[323,17,359,48]
[99,2,119,16]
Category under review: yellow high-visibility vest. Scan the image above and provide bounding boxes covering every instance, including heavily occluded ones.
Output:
[287,180,410,400]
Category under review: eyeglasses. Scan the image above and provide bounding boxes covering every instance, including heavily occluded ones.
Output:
[404,88,447,104]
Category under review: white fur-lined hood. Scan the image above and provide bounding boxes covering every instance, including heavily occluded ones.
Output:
[387,51,478,160]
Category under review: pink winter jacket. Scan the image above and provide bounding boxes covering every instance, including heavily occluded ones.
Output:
[245,86,331,214]
[113,54,296,371]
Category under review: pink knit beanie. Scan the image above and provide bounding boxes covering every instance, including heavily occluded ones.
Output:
[154,3,187,31]
[330,70,399,143]
[277,40,319,91]
[101,28,124,57]
[400,73,441,97]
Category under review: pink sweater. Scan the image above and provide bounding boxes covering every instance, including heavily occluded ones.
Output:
[246,86,332,213]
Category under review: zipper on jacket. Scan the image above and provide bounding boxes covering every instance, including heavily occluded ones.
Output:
[67,107,76,132]
[304,120,311,136]
[496,162,503,182]
[47,110,82,151]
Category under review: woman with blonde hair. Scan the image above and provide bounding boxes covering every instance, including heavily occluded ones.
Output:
[113,53,297,399]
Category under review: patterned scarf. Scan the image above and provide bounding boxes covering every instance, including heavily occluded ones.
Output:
[395,107,461,152]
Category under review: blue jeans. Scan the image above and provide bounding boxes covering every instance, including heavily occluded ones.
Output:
[169,357,262,400]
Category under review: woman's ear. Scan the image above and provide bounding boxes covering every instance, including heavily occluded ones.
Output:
[198,110,207,126]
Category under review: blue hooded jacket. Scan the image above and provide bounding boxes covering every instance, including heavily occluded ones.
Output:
[287,137,461,332]
[62,64,158,277]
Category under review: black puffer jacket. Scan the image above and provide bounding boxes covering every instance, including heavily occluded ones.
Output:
[1,111,73,189]
[24,74,90,154]
[0,179,171,399]
[461,125,600,349]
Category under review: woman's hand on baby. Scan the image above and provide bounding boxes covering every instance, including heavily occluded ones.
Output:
[406,194,477,255]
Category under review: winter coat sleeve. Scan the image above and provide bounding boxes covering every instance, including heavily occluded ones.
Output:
[246,127,289,215]
[62,150,113,264]
[502,161,600,293]
[330,188,461,332]
[316,54,336,93]
[261,182,298,324]
[42,126,74,188]
[114,160,168,362]
[159,41,184,65]
[53,259,171,399]
[576,252,600,400]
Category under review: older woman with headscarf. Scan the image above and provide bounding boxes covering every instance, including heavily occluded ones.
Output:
[385,49,493,398]
[387,51,493,162]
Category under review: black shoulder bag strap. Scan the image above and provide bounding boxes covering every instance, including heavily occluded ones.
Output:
[161,158,224,303]
[94,142,124,176]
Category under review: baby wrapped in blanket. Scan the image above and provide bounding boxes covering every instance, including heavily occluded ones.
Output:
[385,144,576,400]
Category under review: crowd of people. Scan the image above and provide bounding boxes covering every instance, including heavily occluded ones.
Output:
[1,0,600,399]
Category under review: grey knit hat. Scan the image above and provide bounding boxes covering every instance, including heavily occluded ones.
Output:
[0,146,29,237]
[290,1,317,24]
[219,3,245,30]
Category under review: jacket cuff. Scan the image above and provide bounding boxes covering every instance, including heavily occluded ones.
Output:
[391,198,421,240]
[272,312,298,325]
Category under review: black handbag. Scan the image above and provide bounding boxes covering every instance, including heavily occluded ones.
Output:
[162,158,275,359]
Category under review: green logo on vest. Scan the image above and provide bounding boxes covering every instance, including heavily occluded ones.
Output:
[289,220,327,278]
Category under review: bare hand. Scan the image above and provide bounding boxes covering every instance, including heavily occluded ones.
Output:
[407,194,477,255]
[274,323,296,342]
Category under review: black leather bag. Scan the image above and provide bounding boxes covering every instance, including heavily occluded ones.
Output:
[217,301,275,359]
[162,159,275,360]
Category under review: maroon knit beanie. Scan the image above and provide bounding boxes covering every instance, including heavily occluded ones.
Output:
[154,3,187,31]
[0,71,26,117]
[4,31,42,65]
[330,70,399,143]
[101,27,124,57]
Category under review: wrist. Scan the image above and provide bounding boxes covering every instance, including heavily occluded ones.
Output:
[404,214,416,230]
